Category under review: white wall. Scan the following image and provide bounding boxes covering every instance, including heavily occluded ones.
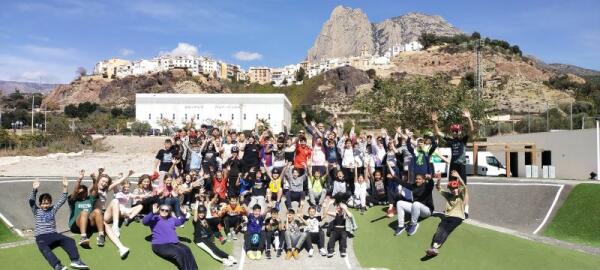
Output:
[135,94,291,133]
[487,129,596,179]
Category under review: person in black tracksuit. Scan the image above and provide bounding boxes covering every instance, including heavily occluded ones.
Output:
[193,205,237,267]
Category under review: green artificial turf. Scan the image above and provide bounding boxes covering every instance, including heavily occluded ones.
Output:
[544,184,600,247]
[352,206,600,270]
[0,220,20,244]
[0,221,232,270]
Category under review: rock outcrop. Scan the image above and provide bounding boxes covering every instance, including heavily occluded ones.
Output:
[307,6,462,61]
[43,69,228,108]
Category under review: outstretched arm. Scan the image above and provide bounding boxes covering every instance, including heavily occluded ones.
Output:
[70,170,85,200]
[109,170,134,191]
[463,109,474,135]
[29,180,40,213]
[431,112,443,137]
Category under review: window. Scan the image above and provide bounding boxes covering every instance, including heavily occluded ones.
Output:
[185,114,187,119]
[243,114,246,120]
[160,113,163,119]
[256,114,258,119]
[172,113,175,120]
[219,113,222,118]
[231,114,234,120]
[486,156,500,167]
[148,113,151,120]
[196,114,199,119]
[268,114,271,120]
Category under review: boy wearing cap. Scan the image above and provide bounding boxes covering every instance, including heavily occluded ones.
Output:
[426,170,469,257]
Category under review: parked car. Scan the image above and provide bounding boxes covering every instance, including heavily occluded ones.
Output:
[103,128,117,135]
[434,148,507,177]
[84,128,96,135]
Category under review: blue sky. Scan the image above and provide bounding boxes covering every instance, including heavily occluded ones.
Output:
[0,0,599,83]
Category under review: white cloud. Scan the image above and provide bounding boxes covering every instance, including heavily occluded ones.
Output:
[160,43,199,57]
[120,48,135,56]
[233,51,262,61]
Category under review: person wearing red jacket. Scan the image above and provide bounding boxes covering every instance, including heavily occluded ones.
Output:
[294,136,312,174]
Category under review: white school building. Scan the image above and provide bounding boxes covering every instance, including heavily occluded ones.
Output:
[135,93,292,133]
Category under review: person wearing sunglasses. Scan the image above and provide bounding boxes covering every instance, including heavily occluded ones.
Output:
[143,204,197,270]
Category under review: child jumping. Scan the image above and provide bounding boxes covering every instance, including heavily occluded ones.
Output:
[30,178,89,270]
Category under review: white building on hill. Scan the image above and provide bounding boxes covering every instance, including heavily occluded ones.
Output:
[135,93,292,133]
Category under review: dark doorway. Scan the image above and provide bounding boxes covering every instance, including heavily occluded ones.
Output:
[524,146,532,165]
[542,151,552,166]
[510,152,519,177]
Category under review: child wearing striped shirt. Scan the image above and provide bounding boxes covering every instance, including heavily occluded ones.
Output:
[29,178,88,270]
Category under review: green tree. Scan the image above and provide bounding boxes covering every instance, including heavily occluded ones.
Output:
[64,104,78,118]
[471,32,481,40]
[110,107,123,118]
[282,78,288,86]
[366,69,377,79]
[131,121,151,136]
[354,75,488,133]
[295,67,306,82]
[511,45,522,56]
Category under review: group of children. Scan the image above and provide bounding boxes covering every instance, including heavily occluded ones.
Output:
[29,109,473,269]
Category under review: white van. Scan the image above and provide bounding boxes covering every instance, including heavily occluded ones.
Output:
[433,148,507,177]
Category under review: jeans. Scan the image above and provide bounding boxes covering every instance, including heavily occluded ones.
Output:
[152,242,198,270]
[309,189,326,207]
[305,231,325,249]
[285,231,307,250]
[285,191,304,209]
[396,201,432,227]
[35,233,80,268]
[223,215,242,234]
[431,216,463,248]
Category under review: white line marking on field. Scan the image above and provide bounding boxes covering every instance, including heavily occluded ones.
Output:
[238,248,245,270]
[533,184,564,235]
[467,182,563,187]
[0,212,23,237]
[344,254,351,269]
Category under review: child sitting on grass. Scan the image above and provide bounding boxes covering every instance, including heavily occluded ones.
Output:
[426,171,469,257]
[244,204,266,260]
[30,178,89,270]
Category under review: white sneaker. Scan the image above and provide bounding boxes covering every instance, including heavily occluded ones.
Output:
[319,248,327,256]
[308,249,314,257]
[119,247,130,260]
[179,224,185,228]
[185,212,191,219]
[228,256,238,264]
[223,259,234,267]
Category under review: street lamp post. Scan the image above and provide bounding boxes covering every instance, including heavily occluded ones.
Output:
[596,117,600,180]
[31,95,35,134]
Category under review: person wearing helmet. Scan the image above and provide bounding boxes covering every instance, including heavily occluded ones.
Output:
[431,109,474,184]
[425,170,469,257]
[193,204,237,267]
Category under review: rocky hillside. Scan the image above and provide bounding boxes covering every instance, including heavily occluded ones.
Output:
[388,47,575,113]
[42,69,228,109]
[307,6,461,61]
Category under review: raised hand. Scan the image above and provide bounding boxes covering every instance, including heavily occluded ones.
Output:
[431,111,438,122]
[463,109,471,119]
[128,170,135,176]
[78,169,85,180]
[152,203,159,214]
[62,177,68,188]
[301,111,306,119]
[33,179,40,189]
[396,126,402,134]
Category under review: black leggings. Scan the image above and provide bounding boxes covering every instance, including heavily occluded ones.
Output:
[327,228,347,253]
[223,215,242,234]
[265,230,281,250]
[152,243,198,270]
[195,239,229,261]
[431,216,463,248]
[305,231,325,250]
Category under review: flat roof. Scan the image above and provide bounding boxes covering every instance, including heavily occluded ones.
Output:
[135,93,292,107]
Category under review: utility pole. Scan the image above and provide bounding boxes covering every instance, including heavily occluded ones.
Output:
[546,102,549,131]
[528,109,531,133]
[31,93,35,134]
[475,39,483,98]
[570,100,573,130]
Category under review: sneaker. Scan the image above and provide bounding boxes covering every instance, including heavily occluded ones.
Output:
[54,264,67,270]
[465,212,470,219]
[227,256,238,264]
[223,259,234,267]
[70,260,89,269]
[179,224,185,228]
[79,236,90,248]
[256,251,262,260]
[227,232,234,241]
[292,249,299,259]
[407,223,419,236]
[119,247,130,260]
[233,233,238,241]
[394,226,405,236]
[285,250,293,260]
[308,248,314,257]
[316,205,321,213]
[123,218,132,227]
[186,211,192,219]
[275,202,280,211]
[276,249,283,257]
[247,251,256,260]
[266,249,272,259]
[360,207,365,215]
[341,252,347,258]
[327,251,335,258]
[426,248,439,257]
[319,248,327,256]
[386,207,395,218]
[97,234,105,247]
